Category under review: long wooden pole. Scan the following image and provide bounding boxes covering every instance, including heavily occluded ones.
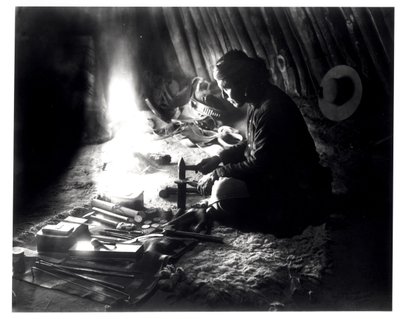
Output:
[285,7,328,85]
[304,8,334,69]
[339,7,369,75]
[206,8,231,53]
[180,8,209,80]
[261,8,305,96]
[367,8,393,62]
[351,7,391,95]
[318,7,358,67]
[199,8,224,57]
[217,7,242,51]
[274,7,317,96]
[237,7,267,60]
[188,7,219,79]
[247,8,283,88]
[225,7,257,58]
[162,8,196,78]
[310,7,343,67]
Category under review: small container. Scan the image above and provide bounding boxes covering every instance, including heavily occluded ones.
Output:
[12,247,26,274]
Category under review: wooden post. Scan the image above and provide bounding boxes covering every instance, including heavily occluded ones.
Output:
[216,7,242,51]
[351,7,391,95]
[188,7,220,79]
[285,7,328,85]
[247,8,283,88]
[198,8,224,58]
[180,8,209,80]
[262,8,306,96]
[379,7,394,42]
[206,7,231,53]
[309,7,343,67]
[149,7,187,79]
[224,7,257,58]
[162,8,196,78]
[304,7,334,69]
[339,7,370,76]
[318,7,358,68]
[237,7,268,61]
[365,8,392,64]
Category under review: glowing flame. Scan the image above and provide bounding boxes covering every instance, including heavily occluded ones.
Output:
[97,73,155,196]
[91,35,173,199]
[107,72,136,127]
[95,67,169,197]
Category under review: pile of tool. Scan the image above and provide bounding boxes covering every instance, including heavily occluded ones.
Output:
[23,210,146,307]
[15,156,224,308]
[87,198,172,235]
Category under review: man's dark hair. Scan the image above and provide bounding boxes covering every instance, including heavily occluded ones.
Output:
[213,50,269,89]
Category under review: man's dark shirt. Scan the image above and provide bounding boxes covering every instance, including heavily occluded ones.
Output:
[215,84,325,198]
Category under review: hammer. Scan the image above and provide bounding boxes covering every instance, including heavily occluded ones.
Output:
[175,158,199,210]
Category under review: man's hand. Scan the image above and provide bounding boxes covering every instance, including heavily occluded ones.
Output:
[197,171,218,196]
[196,156,221,174]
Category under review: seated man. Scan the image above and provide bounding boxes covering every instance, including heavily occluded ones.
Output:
[184,50,332,237]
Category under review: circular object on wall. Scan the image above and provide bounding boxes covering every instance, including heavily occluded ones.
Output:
[318,65,363,121]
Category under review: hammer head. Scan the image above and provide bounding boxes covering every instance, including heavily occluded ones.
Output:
[178,157,198,179]
[178,158,186,179]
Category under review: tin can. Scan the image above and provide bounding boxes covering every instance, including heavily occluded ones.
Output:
[12,247,25,274]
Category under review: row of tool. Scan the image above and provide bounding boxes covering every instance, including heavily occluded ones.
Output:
[81,198,225,245]
[30,256,136,305]
[84,198,173,235]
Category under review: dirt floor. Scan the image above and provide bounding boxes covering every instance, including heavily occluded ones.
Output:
[12,113,392,311]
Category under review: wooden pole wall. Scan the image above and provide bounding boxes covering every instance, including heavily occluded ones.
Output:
[161,7,393,97]
[162,8,196,78]
[271,7,312,96]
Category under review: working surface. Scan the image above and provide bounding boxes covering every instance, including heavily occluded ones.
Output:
[11,111,388,311]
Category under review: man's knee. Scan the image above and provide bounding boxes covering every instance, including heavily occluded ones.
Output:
[209,177,250,206]
[206,177,251,224]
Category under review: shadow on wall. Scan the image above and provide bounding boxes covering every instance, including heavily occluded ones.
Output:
[14,11,97,212]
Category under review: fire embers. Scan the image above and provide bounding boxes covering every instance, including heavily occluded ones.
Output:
[157,264,186,292]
